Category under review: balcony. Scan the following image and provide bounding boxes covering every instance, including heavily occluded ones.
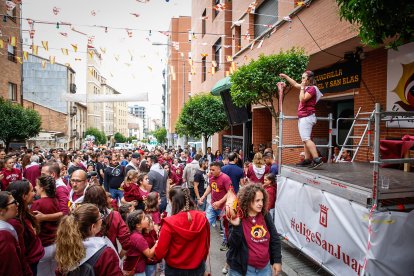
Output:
[70,83,77,94]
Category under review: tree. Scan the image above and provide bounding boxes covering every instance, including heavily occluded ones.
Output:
[0,98,42,151]
[230,48,308,151]
[126,136,137,143]
[85,127,107,145]
[336,0,414,49]
[114,132,127,143]
[153,127,167,144]
[176,93,228,151]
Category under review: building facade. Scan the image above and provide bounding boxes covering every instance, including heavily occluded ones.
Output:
[113,94,128,138]
[23,54,83,148]
[0,1,22,104]
[101,82,115,138]
[166,16,192,146]
[86,48,104,131]
[127,113,144,140]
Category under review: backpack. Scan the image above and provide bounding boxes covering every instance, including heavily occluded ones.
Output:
[67,245,107,276]
[187,163,198,183]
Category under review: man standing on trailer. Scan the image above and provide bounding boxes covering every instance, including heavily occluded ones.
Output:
[279,70,323,169]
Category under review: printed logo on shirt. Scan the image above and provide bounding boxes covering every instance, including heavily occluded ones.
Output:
[111,167,121,176]
[210,181,219,192]
[251,224,267,240]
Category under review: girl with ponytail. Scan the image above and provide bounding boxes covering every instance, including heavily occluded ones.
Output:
[30,175,60,275]
[153,187,210,275]
[55,203,122,275]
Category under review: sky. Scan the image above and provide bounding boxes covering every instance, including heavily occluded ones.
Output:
[21,0,191,121]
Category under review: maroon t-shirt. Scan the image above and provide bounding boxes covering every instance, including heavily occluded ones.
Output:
[30,197,60,246]
[1,168,22,190]
[209,173,232,208]
[297,86,317,118]
[146,211,161,225]
[242,213,270,269]
[55,185,70,215]
[124,232,148,273]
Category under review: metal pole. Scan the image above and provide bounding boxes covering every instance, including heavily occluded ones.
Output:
[372,103,381,210]
[278,112,283,175]
[328,113,333,163]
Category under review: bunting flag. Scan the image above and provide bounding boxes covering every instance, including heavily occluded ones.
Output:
[87,36,95,48]
[41,41,49,51]
[88,50,94,59]
[71,44,78,52]
[61,48,68,55]
[230,67,234,74]
[124,62,131,67]
[52,7,60,15]
[29,30,35,39]
[225,71,230,77]
[188,59,193,66]
[257,39,264,49]
[233,19,245,26]
[283,16,292,22]
[15,57,22,64]
[172,41,180,51]
[114,55,119,61]
[244,32,250,40]
[201,53,208,57]
[41,60,47,69]
[250,41,255,50]
[231,61,237,71]
[23,51,28,60]
[147,66,152,72]
[0,40,3,49]
[297,1,305,7]
[212,60,217,67]
[32,45,39,55]
[130,13,140,17]
[49,56,55,64]
[6,1,16,12]
[214,3,226,11]
[270,27,277,35]
[110,72,114,77]
[71,27,88,36]
[9,36,17,47]
[211,66,216,75]
[223,45,232,48]
[100,47,106,54]
[91,10,96,16]
[159,31,170,37]
[126,29,133,37]
[263,24,273,28]
[59,32,68,37]
[75,58,82,61]
[88,68,93,76]
[226,56,233,62]
[246,1,257,14]
[65,63,71,67]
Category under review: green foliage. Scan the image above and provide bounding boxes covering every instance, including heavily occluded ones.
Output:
[230,48,308,116]
[0,98,42,150]
[127,136,137,143]
[114,132,127,143]
[176,93,228,141]
[336,0,414,49]
[85,127,107,145]
[153,127,167,144]
[140,138,149,144]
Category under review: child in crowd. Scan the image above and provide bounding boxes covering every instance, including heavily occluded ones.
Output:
[143,215,159,276]
[106,192,119,211]
[123,171,149,210]
[31,175,60,275]
[263,173,277,219]
[119,203,134,223]
[124,210,157,276]
[144,192,161,233]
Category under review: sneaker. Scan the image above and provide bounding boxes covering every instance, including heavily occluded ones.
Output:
[310,157,323,169]
[222,267,228,274]
[296,159,312,167]
[220,241,229,251]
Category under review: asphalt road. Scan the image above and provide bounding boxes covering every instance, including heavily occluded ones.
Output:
[206,223,228,276]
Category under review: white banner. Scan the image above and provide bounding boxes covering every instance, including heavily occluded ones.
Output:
[386,42,414,128]
[275,177,414,275]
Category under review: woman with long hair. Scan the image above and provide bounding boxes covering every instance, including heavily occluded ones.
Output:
[154,187,210,275]
[246,152,269,184]
[83,185,130,256]
[0,191,26,275]
[30,175,60,275]
[1,157,22,190]
[214,150,223,162]
[226,184,282,276]
[7,180,44,275]
[55,203,122,275]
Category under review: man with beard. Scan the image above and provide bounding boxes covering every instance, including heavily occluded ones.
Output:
[104,155,126,204]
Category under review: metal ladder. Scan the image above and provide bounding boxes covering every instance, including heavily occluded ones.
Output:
[336,107,374,162]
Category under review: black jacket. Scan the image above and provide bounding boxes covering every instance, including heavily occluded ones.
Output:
[226,213,282,275]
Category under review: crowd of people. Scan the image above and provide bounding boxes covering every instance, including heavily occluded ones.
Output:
[0,144,282,276]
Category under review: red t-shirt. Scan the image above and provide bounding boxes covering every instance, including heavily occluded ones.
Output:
[209,173,232,208]
[242,213,270,269]
[123,183,143,202]
[30,197,60,247]
[0,230,24,275]
[265,185,277,210]
[297,86,317,118]
[1,168,22,190]
[97,211,130,252]
[23,164,41,187]
[55,185,70,215]
[143,230,158,265]
[146,211,161,225]
[124,232,148,273]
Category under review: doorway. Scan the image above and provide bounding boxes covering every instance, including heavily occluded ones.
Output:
[335,100,354,146]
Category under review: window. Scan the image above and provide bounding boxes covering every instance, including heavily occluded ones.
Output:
[6,3,17,21]
[202,9,207,37]
[202,57,206,82]
[7,44,16,62]
[254,0,278,38]
[8,83,17,101]
[213,0,220,19]
[214,38,222,71]
[234,26,242,52]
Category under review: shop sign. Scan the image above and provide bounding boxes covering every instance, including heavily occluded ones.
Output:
[314,61,361,93]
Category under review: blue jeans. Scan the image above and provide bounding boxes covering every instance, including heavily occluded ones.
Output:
[145,264,156,276]
[109,188,124,203]
[197,199,207,211]
[229,262,271,276]
[206,204,226,242]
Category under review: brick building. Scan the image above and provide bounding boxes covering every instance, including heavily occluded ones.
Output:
[190,0,414,163]
[165,16,191,146]
[0,1,22,104]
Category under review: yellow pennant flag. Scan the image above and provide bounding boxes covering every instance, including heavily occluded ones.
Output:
[211,66,216,75]
[9,36,17,47]
[225,71,230,77]
[41,60,47,69]
[61,48,69,55]
[23,51,28,60]
[0,40,3,49]
[42,41,49,51]
[230,67,234,74]
[231,62,236,71]
[50,56,55,64]
[71,44,78,52]
[226,56,233,62]
[65,63,71,67]
[188,59,193,66]
[88,50,94,59]
[100,47,107,54]
[147,66,153,72]
[16,57,23,64]
[88,68,93,76]
[212,60,217,68]
[201,53,208,58]
[32,45,39,55]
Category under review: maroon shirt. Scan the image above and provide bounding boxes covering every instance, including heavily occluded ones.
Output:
[23,164,41,187]
[30,197,60,247]
[97,211,130,252]
[124,232,148,273]
[146,210,161,225]
[1,168,22,190]
[0,230,25,275]
[209,173,232,209]
[55,184,70,215]
[265,184,277,210]
[297,86,317,118]
[242,213,270,269]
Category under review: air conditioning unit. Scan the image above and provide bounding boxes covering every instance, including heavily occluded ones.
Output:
[70,83,77,94]
[70,106,77,116]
